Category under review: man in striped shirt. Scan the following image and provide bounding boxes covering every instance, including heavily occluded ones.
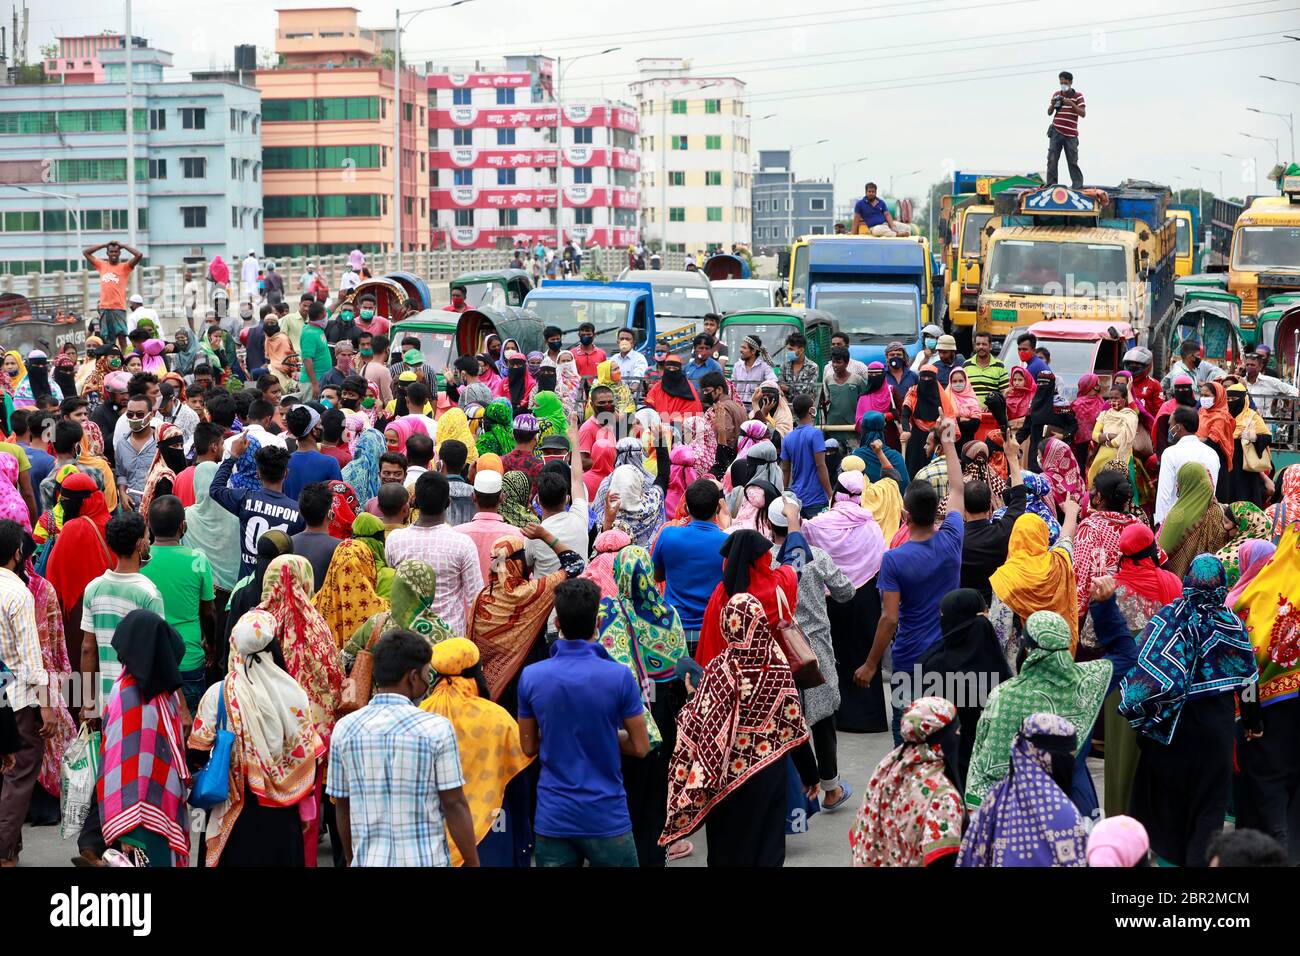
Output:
[1047,70,1086,189]
[964,331,1009,404]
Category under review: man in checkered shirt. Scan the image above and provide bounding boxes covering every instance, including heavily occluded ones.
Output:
[328,630,480,867]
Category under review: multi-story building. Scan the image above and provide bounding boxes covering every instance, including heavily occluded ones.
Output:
[427,55,640,252]
[255,6,429,260]
[41,32,139,85]
[0,38,262,274]
[751,149,833,254]
[629,58,751,256]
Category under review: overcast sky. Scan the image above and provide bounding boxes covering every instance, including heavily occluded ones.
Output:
[27,0,1300,206]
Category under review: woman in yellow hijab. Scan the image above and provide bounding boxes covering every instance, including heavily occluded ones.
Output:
[1227,380,1272,507]
[313,539,388,648]
[420,638,534,867]
[990,511,1081,655]
[839,455,903,542]
[435,406,479,464]
[587,359,635,415]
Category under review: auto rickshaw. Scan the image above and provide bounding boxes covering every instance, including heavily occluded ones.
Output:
[452,269,534,310]
[1275,303,1300,385]
[333,276,409,322]
[1173,273,1229,309]
[703,253,751,280]
[1170,294,1244,374]
[388,272,432,312]
[454,306,545,362]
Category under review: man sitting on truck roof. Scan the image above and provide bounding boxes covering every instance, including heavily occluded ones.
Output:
[852,183,910,237]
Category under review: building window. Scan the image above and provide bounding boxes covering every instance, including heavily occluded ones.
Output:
[403,102,414,122]
[253,162,260,181]
[230,108,238,131]
[706,135,721,150]
[669,171,685,186]
[498,209,519,226]
[707,207,722,222]
[453,169,472,186]
[496,129,516,145]
[420,197,426,217]
[452,88,471,106]
[496,88,515,105]
[405,196,414,215]
[671,135,688,151]
[573,127,593,145]
[181,206,207,228]
[148,158,166,180]
[497,169,516,185]
[810,225,827,234]
[669,207,685,222]
[810,197,827,211]
[573,167,592,184]
[262,96,381,122]
[705,170,722,186]
[232,206,239,228]
[251,116,259,133]
[454,209,473,227]
[180,107,206,130]
[148,108,165,130]
[231,157,238,179]
[181,157,206,179]
[453,128,472,146]
[671,99,686,115]
[704,99,720,114]
[574,208,593,225]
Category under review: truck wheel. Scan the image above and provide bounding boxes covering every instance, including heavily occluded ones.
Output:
[954,327,972,355]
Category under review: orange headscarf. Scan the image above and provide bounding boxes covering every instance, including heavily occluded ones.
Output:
[1197,380,1236,464]
[989,513,1079,655]
[903,364,957,428]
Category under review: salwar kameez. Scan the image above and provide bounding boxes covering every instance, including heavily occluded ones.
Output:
[1103,688,1140,819]
[829,579,887,733]
[1237,697,1300,862]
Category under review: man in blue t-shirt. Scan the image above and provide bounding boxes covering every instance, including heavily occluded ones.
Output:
[518,578,649,868]
[1014,331,1052,379]
[282,404,342,500]
[851,181,910,237]
[652,479,729,646]
[209,441,306,579]
[856,416,964,745]
[780,393,832,518]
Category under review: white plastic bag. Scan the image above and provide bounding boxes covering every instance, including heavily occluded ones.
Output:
[59,723,100,839]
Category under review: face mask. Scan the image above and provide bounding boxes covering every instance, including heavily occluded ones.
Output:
[362,397,376,409]
[359,347,374,357]
[924,337,938,350]
[1018,348,1032,360]
[547,340,561,352]
[128,415,149,434]
[618,340,632,354]
[359,309,374,321]
[888,357,903,369]
[579,335,594,347]
[264,323,280,337]
[1199,396,1214,409]
[1060,83,1070,92]
[161,444,187,472]
[1167,427,1180,444]
[951,381,966,392]
[339,311,354,324]
[239,310,253,320]
[109,358,121,369]
[1228,397,1246,415]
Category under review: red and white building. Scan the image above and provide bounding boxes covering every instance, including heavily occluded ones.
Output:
[427,56,641,251]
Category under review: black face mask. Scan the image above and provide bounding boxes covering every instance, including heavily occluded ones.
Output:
[264,323,280,337]
[1228,395,1247,416]
[534,368,557,392]
[161,442,187,472]
[547,340,561,352]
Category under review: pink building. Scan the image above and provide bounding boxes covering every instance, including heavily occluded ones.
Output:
[42,33,141,84]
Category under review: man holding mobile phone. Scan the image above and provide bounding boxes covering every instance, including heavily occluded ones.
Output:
[1047,70,1086,189]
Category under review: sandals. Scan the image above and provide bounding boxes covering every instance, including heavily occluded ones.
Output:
[666,840,694,862]
[821,782,854,813]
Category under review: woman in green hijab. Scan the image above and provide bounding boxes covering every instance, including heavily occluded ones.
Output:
[1157,461,1233,579]
[341,559,453,668]
[531,389,567,441]
[350,512,395,599]
[477,399,516,458]
[499,471,534,527]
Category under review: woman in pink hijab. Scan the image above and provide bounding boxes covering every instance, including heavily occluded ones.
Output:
[207,255,229,286]
[584,438,616,501]
[665,445,698,519]
[140,339,168,376]
[579,528,632,597]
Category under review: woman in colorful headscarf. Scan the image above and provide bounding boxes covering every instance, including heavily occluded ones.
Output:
[531,389,567,441]
[219,529,292,669]
[1071,372,1108,467]
[325,480,359,540]
[957,713,1087,868]
[579,527,631,596]
[139,338,167,377]
[75,420,117,512]
[44,471,114,653]
[420,638,534,867]
[1038,433,1086,518]
[495,350,536,412]
[1158,461,1233,579]
[1004,365,1036,422]
[1120,554,1257,867]
[1214,501,1271,586]
[434,406,479,465]
[603,463,667,548]
[476,399,515,457]
[499,470,535,528]
[697,528,799,668]
[851,411,908,485]
[990,511,1080,658]
[596,545,688,866]
[841,454,905,543]
[349,512,395,599]
[900,365,956,479]
[1225,381,1272,506]
[554,349,583,409]
[664,445,698,520]
[1264,464,1300,542]
[1155,374,1198,454]
[0,452,30,532]
[1069,469,1144,620]
[468,534,583,711]
[945,366,983,430]
[659,592,817,866]
[583,438,616,503]
[313,539,388,649]
[342,429,385,506]
[588,360,634,415]
[138,423,186,522]
[1226,538,1275,611]
[52,352,78,401]
[342,560,452,672]
[965,610,1111,809]
[853,361,895,424]
[169,328,200,377]
[3,350,29,408]
[849,696,964,867]
[98,610,191,867]
[1194,380,1237,500]
[189,608,324,867]
[1086,383,1138,487]
[992,470,1061,544]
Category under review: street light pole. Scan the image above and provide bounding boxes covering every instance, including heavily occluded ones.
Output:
[888,168,922,197]
[395,1,475,259]
[1248,106,1295,164]
[1191,165,1224,199]
[553,47,619,253]
[7,185,83,271]
[786,138,828,246]
[1239,132,1280,169]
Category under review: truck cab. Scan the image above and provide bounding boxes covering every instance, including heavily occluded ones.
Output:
[1167,206,1198,277]
[1226,174,1300,316]
[522,280,656,359]
[977,183,1178,345]
[787,234,930,365]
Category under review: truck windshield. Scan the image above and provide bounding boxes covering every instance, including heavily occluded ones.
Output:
[721,323,795,359]
[464,282,507,310]
[648,281,715,318]
[814,289,916,343]
[1175,217,1191,257]
[713,285,773,313]
[985,240,1128,295]
[1233,226,1300,271]
[961,212,992,256]
[525,297,630,353]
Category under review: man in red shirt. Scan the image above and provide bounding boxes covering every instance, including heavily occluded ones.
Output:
[572,321,607,380]
[443,284,468,313]
[1122,346,1162,419]
[578,386,617,470]
[1046,70,1085,189]
[83,239,144,353]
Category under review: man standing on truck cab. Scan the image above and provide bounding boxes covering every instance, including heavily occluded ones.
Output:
[1047,70,1085,190]
[852,183,910,237]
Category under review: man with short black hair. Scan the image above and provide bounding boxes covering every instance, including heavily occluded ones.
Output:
[171,420,226,506]
[685,333,723,384]
[699,370,746,476]
[1154,405,1220,526]
[328,629,480,867]
[573,321,606,380]
[319,408,353,469]
[114,394,157,510]
[209,440,306,579]
[525,419,587,577]
[438,438,474,526]
[1046,70,1086,189]
[852,181,910,236]
[964,331,1008,403]
[782,393,833,516]
[292,481,343,591]
[362,332,393,405]
[701,313,726,360]
[821,331,869,383]
[404,432,434,491]
[542,325,563,365]
[284,404,342,499]
[298,301,332,399]
[386,472,483,638]
[443,283,469,314]
[40,419,84,510]
[518,577,649,868]
[609,327,647,381]
[652,479,728,649]
[1014,332,1050,379]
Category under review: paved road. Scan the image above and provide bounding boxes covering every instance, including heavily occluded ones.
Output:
[8,727,1107,868]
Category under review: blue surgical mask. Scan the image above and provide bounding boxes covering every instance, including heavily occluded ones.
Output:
[1199,396,1214,409]
[924,337,938,350]
[579,334,594,346]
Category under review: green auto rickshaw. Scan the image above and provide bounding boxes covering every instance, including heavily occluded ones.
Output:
[451,269,534,310]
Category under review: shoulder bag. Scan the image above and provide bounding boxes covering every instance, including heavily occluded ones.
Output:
[773,587,825,690]
[190,683,235,811]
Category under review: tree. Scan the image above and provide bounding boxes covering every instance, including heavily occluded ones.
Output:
[39,42,58,61]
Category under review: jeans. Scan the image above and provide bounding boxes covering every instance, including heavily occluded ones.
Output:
[534,832,639,868]
[180,666,207,716]
[1047,127,1083,189]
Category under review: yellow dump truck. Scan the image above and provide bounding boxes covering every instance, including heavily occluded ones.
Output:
[1214,174,1300,315]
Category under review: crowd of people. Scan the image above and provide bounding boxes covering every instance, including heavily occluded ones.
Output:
[0,238,1296,870]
